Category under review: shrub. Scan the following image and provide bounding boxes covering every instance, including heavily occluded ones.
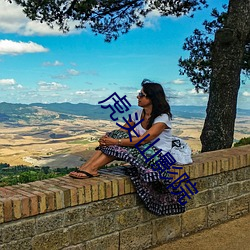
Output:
[0,165,78,187]
[234,137,250,147]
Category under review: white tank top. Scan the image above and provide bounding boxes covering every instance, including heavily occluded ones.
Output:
[131,109,172,154]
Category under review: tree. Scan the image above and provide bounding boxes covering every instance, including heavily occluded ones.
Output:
[8,0,208,42]
[179,5,228,93]
[179,6,250,92]
[200,0,250,152]
[8,0,250,152]
[179,2,250,152]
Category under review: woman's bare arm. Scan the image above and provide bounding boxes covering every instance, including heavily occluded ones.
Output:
[101,122,167,147]
[118,118,135,133]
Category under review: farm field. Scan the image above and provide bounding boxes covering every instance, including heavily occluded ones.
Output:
[0,114,249,168]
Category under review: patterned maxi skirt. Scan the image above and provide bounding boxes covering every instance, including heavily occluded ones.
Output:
[96,130,185,216]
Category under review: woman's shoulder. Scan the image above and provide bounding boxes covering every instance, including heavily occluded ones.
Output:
[155,113,171,120]
[153,113,172,127]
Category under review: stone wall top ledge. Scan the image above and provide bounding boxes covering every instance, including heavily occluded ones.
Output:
[0,145,249,224]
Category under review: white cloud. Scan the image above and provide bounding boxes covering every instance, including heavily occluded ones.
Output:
[17,84,24,89]
[68,69,80,76]
[131,6,161,30]
[131,6,179,30]
[38,81,68,91]
[75,91,86,95]
[0,39,48,55]
[22,21,64,36]
[147,9,161,18]
[52,74,68,79]
[175,91,185,97]
[94,87,108,91]
[243,91,250,97]
[188,89,197,94]
[0,78,25,91]
[188,89,206,95]
[164,87,209,106]
[0,78,16,85]
[43,60,63,66]
[50,93,60,97]
[74,88,110,101]
[0,0,82,36]
[172,79,185,84]
[52,68,80,79]
[0,1,27,33]
[144,9,161,29]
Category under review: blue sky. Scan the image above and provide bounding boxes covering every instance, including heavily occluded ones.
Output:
[0,0,249,108]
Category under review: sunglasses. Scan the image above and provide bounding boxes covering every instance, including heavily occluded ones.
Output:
[138,92,146,98]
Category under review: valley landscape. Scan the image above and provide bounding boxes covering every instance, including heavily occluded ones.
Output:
[0,102,249,168]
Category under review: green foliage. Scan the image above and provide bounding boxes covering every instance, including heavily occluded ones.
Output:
[234,137,250,147]
[0,163,10,169]
[179,5,250,92]
[0,164,78,187]
[8,0,208,42]
[0,162,121,186]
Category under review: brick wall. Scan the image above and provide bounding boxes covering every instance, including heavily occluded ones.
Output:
[0,145,249,250]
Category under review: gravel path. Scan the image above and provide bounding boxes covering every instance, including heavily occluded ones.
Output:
[151,213,250,250]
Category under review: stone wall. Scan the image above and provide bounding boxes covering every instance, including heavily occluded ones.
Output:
[0,145,249,250]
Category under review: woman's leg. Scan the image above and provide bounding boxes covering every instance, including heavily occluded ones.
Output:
[81,150,103,168]
[82,153,116,174]
[70,150,116,178]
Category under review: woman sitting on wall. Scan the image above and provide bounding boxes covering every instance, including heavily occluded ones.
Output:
[69,79,189,215]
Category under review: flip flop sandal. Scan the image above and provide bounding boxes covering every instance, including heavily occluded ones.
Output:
[69,169,100,179]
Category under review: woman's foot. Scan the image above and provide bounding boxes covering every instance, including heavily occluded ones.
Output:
[69,168,100,179]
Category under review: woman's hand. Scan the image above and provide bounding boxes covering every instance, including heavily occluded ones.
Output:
[99,136,117,147]
[99,134,107,141]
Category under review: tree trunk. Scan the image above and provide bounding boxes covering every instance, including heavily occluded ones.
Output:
[200,0,250,152]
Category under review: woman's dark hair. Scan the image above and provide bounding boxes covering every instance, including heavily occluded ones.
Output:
[141,79,172,129]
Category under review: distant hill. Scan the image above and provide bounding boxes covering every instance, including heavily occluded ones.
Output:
[0,113,9,122]
[30,102,112,120]
[172,105,206,119]
[0,102,249,124]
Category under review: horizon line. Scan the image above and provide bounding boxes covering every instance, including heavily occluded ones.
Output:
[0,101,250,111]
